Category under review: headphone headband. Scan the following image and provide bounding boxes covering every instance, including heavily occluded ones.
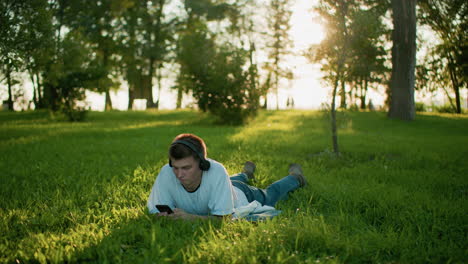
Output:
[170,139,211,171]
[172,140,204,159]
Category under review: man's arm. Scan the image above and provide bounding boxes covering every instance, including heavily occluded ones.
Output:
[160,208,231,220]
[147,165,176,214]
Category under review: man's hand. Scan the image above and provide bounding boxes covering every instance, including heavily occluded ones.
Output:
[169,208,194,220]
[156,211,170,217]
[155,208,197,220]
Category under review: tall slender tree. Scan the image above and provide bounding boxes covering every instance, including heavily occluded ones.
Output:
[308,0,356,155]
[347,7,388,109]
[266,0,294,110]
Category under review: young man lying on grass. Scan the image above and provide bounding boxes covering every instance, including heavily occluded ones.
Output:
[147,133,307,220]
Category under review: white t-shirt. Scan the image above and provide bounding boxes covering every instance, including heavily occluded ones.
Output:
[147,159,248,216]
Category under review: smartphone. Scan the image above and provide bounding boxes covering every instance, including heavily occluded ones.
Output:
[156,204,174,214]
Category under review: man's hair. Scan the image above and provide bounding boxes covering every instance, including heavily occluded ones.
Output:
[169,133,207,161]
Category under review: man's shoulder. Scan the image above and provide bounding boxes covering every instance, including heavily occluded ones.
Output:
[204,159,229,183]
[157,164,174,180]
[160,163,172,173]
[207,159,227,172]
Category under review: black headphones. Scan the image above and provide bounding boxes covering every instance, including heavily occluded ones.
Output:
[169,140,211,171]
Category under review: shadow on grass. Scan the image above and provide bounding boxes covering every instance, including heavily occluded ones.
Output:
[71,212,225,263]
[0,110,51,123]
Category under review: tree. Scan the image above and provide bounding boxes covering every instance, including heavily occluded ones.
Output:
[0,1,27,111]
[418,0,467,113]
[308,0,390,154]
[347,7,388,109]
[66,0,127,111]
[21,1,54,109]
[266,0,294,110]
[43,30,107,120]
[0,0,56,111]
[175,0,260,124]
[308,0,356,155]
[388,0,417,120]
[1,0,109,117]
[11,0,108,119]
[174,0,230,109]
[119,0,173,110]
[417,48,458,111]
[226,0,262,110]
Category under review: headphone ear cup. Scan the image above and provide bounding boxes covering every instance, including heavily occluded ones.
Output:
[169,159,172,167]
[199,159,211,171]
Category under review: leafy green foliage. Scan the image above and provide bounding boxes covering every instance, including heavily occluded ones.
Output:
[308,0,389,110]
[118,0,173,110]
[418,0,467,114]
[415,102,426,112]
[43,31,106,121]
[0,110,467,263]
[179,39,259,124]
[0,0,54,110]
[176,2,260,125]
[434,104,460,114]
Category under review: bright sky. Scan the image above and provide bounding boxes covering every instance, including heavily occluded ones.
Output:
[285,0,327,109]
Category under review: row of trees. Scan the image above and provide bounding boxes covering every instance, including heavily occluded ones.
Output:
[309,0,466,116]
[1,0,294,123]
[307,0,465,153]
[1,0,466,123]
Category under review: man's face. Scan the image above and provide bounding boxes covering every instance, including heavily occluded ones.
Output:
[170,156,202,188]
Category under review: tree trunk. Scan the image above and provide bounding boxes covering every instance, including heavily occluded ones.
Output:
[360,77,368,109]
[6,64,14,111]
[176,87,183,109]
[331,77,340,155]
[388,0,417,120]
[441,85,456,110]
[28,69,38,107]
[146,58,156,109]
[447,54,461,113]
[274,71,279,110]
[453,84,461,113]
[105,90,113,111]
[103,50,113,111]
[349,81,355,106]
[36,72,44,108]
[262,72,271,109]
[340,79,346,108]
[128,84,134,110]
[155,64,162,109]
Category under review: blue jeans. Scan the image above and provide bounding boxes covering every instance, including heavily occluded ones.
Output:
[230,173,300,207]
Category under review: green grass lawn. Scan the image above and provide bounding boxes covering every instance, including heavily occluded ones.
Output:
[0,109,467,263]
